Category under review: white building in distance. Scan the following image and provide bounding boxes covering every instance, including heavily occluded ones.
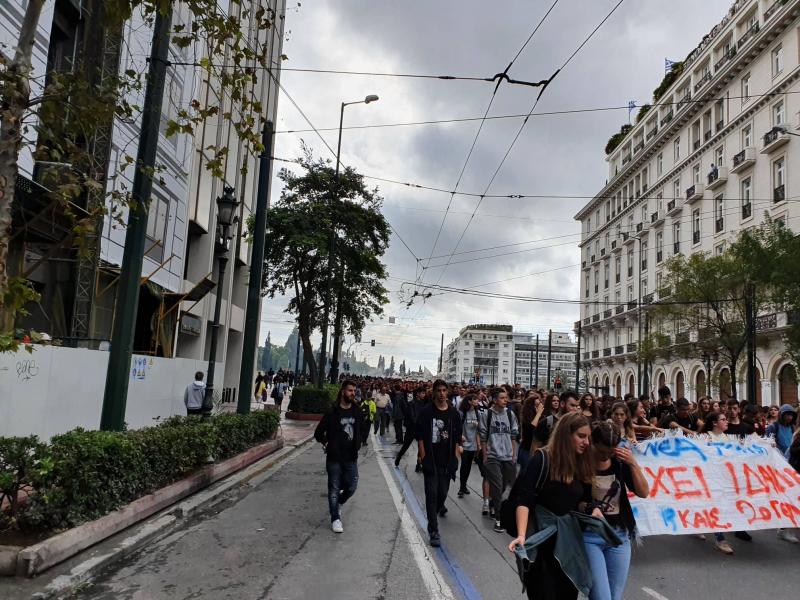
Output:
[574,0,800,406]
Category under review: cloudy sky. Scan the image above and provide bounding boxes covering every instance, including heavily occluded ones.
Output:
[260,0,733,371]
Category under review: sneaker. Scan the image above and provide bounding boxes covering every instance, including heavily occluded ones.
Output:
[429,532,441,547]
[489,507,496,520]
[463,487,471,495]
[331,519,344,534]
[457,489,465,498]
[777,529,800,543]
[438,507,448,518]
[734,531,753,542]
[481,499,489,516]
[714,540,734,555]
[493,519,504,533]
[415,463,422,473]
[694,534,706,540]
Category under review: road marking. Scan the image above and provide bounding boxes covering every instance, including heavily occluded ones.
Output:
[642,587,671,600]
[371,435,456,600]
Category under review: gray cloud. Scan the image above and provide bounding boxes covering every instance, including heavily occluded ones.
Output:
[261,0,732,371]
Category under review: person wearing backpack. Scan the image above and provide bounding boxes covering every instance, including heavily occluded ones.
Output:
[508,412,615,600]
[270,377,284,410]
[480,388,519,532]
[533,390,581,449]
[583,422,649,600]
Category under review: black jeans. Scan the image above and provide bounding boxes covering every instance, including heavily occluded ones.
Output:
[395,426,416,465]
[459,449,476,491]
[423,468,451,535]
[374,408,388,435]
[393,418,404,442]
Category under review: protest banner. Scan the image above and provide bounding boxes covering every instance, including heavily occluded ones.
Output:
[630,434,800,536]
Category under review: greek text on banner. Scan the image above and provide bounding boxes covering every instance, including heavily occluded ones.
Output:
[629,434,800,536]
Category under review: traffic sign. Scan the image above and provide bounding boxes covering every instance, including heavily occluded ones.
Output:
[578,379,587,391]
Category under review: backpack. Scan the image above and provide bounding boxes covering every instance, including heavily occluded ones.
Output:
[271,385,284,401]
[499,449,550,537]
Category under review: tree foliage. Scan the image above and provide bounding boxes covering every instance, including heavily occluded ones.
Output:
[258,147,390,385]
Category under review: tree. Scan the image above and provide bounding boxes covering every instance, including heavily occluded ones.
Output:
[258,147,390,384]
[387,355,395,376]
[260,332,272,372]
[399,360,406,377]
[1,1,278,350]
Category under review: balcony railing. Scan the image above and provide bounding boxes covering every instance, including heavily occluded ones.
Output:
[611,240,617,251]
[774,184,786,203]
[583,352,590,360]
[733,149,747,167]
[714,46,737,71]
[742,202,752,219]
[703,129,712,143]
[615,304,624,315]
[677,91,692,110]
[658,286,672,299]
[627,300,637,310]
[626,342,638,353]
[592,350,600,359]
[633,141,644,154]
[694,72,712,92]
[756,313,778,331]
[643,292,655,304]
[693,139,701,151]
[686,185,696,199]
[764,1,782,21]
[737,22,760,49]
[622,154,632,165]
[666,199,675,212]
[615,345,624,355]
[708,169,721,185]
[600,247,606,257]
[660,111,674,126]
[715,217,724,233]
[593,313,600,323]
[675,331,690,345]
[603,348,612,357]
[764,128,782,146]
[583,317,591,325]
[603,309,612,319]
[615,274,621,284]
[636,222,645,233]
[716,119,724,132]
[646,128,658,141]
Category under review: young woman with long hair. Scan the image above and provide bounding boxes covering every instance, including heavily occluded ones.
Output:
[609,402,635,443]
[508,413,595,600]
[518,391,544,470]
[580,393,599,423]
[583,422,649,600]
[626,399,660,441]
[457,394,483,497]
[546,392,560,417]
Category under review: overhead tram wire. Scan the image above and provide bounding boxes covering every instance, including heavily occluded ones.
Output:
[424,0,627,291]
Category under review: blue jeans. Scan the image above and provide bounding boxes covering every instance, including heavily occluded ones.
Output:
[583,528,631,600]
[326,461,358,522]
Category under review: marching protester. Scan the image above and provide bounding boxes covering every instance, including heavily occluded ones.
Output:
[627,398,661,441]
[313,380,362,534]
[458,393,483,497]
[184,371,206,416]
[518,391,544,471]
[395,386,427,471]
[508,412,620,600]
[584,422,649,600]
[360,393,376,446]
[480,388,519,532]
[657,397,698,434]
[374,385,391,436]
[533,389,581,448]
[608,401,635,444]
[391,382,406,444]
[580,393,599,423]
[416,379,463,547]
[725,398,754,437]
[766,404,799,544]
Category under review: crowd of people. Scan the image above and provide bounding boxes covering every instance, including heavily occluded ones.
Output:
[314,376,800,600]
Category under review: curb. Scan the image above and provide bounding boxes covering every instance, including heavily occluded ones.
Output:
[30,432,316,599]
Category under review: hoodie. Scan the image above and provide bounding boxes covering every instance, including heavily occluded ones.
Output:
[184,380,206,410]
[766,404,797,454]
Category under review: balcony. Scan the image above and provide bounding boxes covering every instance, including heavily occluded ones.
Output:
[658,286,671,299]
[666,199,682,217]
[646,127,658,141]
[627,300,637,311]
[737,22,760,49]
[582,260,588,269]
[675,331,690,345]
[591,254,599,265]
[761,127,790,154]
[686,183,705,204]
[715,217,724,233]
[600,247,607,258]
[756,313,778,332]
[677,91,692,111]
[704,129,713,143]
[603,348,612,358]
[651,210,665,227]
[742,202,752,219]
[583,351,590,360]
[707,166,728,190]
[615,304,625,315]
[643,292,655,304]
[615,345,624,355]
[694,72,712,93]
[660,111,674,126]
[716,119,724,132]
[591,350,600,359]
[693,139,701,151]
[611,239,622,254]
[603,309,612,319]
[774,184,786,203]
[764,1,782,21]
[635,221,649,237]
[731,147,756,173]
[633,141,644,154]
[626,342,638,353]
[714,46,737,71]
[622,153,632,165]
[592,313,600,323]
[583,317,591,325]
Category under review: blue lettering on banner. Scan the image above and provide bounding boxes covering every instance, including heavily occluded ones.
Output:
[707,441,768,456]
[660,506,678,532]
[641,437,708,462]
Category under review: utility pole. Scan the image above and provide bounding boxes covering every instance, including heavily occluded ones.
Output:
[100,8,172,431]
[528,346,533,388]
[438,333,444,376]
[546,329,552,390]
[745,283,757,404]
[534,335,539,389]
[575,322,581,391]
[237,121,274,413]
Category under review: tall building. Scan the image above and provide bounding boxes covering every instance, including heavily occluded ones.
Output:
[1,1,285,437]
[442,325,577,387]
[575,0,800,405]
[513,332,578,389]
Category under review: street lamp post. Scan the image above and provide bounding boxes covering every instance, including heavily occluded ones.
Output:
[319,94,379,386]
[203,186,240,415]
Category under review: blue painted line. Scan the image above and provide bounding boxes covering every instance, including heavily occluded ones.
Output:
[379,437,484,600]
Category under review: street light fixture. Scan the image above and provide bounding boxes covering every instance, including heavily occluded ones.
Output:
[318,94,380,386]
[204,185,240,415]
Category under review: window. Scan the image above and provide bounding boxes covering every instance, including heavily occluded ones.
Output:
[656,192,663,212]
[693,164,701,183]
[146,195,169,255]
[773,100,785,126]
[715,242,726,255]
[604,263,610,289]
[742,123,752,148]
[594,269,599,293]
[673,179,680,202]
[715,195,724,233]
[627,248,634,277]
[692,208,701,244]
[741,73,750,102]
[657,153,663,176]
[642,278,648,297]
[641,240,648,270]
[773,156,786,202]
[741,177,752,218]
[674,137,681,161]
[640,205,647,222]
[656,272,663,294]
[673,222,681,254]
[772,44,783,76]
[656,231,663,263]
[627,285,633,301]
[615,256,621,283]
[715,145,724,167]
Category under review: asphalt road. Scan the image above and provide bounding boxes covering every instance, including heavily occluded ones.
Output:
[77,431,800,600]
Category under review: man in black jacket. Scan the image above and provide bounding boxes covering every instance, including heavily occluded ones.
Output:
[416,379,463,547]
[314,380,362,534]
[391,383,406,444]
